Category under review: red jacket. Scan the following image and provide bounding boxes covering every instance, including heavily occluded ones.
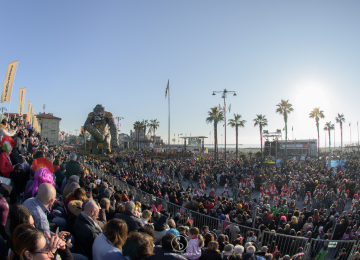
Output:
[0,152,13,177]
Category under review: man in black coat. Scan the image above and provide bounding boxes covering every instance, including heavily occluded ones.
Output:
[114,201,143,232]
[65,153,84,179]
[73,199,103,259]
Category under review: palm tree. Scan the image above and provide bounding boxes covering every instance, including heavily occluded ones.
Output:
[172,138,176,144]
[133,121,144,150]
[206,107,224,161]
[148,119,160,146]
[142,119,149,138]
[324,121,335,153]
[276,100,294,157]
[228,113,246,159]
[335,113,345,153]
[253,114,268,155]
[309,108,325,157]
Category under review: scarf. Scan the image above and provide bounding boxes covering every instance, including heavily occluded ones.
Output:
[81,212,102,233]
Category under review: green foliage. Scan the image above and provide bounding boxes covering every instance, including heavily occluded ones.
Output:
[255,151,262,158]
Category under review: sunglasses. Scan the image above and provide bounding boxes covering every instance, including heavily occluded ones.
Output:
[32,245,53,257]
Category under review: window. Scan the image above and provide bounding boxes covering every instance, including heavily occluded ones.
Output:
[44,133,48,138]
[52,123,55,130]
[45,123,48,129]
[51,133,55,139]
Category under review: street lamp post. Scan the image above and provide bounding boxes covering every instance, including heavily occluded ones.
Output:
[212,89,237,161]
[115,117,124,131]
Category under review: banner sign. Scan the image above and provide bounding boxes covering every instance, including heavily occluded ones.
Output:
[30,107,33,125]
[1,61,18,103]
[18,88,26,116]
[26,102,31,122]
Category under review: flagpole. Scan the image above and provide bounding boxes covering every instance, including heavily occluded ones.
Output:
[168,80,170,153]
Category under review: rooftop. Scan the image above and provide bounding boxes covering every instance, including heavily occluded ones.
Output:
[36,113,62,120]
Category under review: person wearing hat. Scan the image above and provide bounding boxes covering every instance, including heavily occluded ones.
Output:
[153,215,170,245]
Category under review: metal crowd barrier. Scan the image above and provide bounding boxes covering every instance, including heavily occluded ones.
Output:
[258,231,309,257]
[303,239,358,260]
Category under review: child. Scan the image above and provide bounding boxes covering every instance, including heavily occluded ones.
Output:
[184,227,204,260]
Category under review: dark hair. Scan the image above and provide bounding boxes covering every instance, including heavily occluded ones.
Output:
[228,253,243,260]
[34,151,45,159]
[161,233,179,251]
[104,219,128,249]
[9,204,35,237]
[10,224,44,260]
[122,232,154,260]
[138,225,155,238]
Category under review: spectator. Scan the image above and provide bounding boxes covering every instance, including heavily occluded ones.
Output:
[92,219,128,260]
[0,136,14,178]
[148,233,187,260]
[218,234,228,252]
[115,201,143,232]
[315,245,328,260]
[24,166,56,200]
[73,199,103,259]
[222,244,234,260]
[228,254,243,260]
[65,184,81,210]
[184,227,204,260]
[199,241,221,260]
[104,232,154,260]
[62,175,80,200]
[178,226,188,252]
[256,246,268,257]
[233,245,244,254]
[54,164,66,189]
[0,193,9,240]
[100,198,115,221]
[204,233,214,248]
[65,153,84,179]
[10,224,71,260]
[141,210,152,225]
[153,216,170,244]
[290,216,299,231]
[166,219,180,237]
[302,217,313,232]
[264,253,273,260]
[243,246,265,260]
[23,183,66,233]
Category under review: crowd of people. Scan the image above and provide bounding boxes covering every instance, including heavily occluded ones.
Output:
[1,117,360,260]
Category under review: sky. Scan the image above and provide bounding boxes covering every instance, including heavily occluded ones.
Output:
[1,1,360,148]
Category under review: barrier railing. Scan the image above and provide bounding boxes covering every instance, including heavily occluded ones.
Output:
[303,239,358,260]
[83,162,360,260]
[258,231,309,257]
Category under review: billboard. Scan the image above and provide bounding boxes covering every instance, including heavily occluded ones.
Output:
[188,138,202,146]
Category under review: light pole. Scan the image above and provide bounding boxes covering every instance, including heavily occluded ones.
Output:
[75,129,79,136]
[212,89,237,161]
[115,117,124,131]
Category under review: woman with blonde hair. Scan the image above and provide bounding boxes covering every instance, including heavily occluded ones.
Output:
[100,198,115,221]
[290,216,299,231]
[199,241,221,260]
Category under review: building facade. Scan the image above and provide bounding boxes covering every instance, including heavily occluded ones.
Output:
[36,113,61,143]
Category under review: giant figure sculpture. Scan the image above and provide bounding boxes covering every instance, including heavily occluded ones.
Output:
[84,104,118,154]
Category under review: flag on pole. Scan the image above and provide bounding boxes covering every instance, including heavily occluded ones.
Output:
[217,104,220,111]
[165,80,169,98]
[292,126,293,131]
[1,61,18,103]
[350,122,351,127]
[26,101,31,122]
[228,104,231,113]
[180,133,183,135]
[18,88,26,116]
[43,104,46,110]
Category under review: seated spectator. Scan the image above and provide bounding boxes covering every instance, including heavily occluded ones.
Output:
[62,175,80,200]
[256,246,268,257]
[92,219,128,260]
[233,245,244,254]
[115,201,143,232]
[100,198,115,221]
[65,184,81,209]
[148,233,187,260]
[73,199,103,259]
[204,233,214,248]
[222,244,234,260]
[54,164,66,189]
[24,166,56,200]
[243,246,265,260]
[0,136,15,178]
[116,204,125,214]
[153,216,170,244]
[217,234,228,252]
[228,253,243,260]
[104,232,154,260]
[0,193,9,240]
[9,204,36,237]
[166,219,180,237]
[178,226,188,252]
[199,241,222,260]
[141,210,152,225]
[23,183,66,233]
[10,224,70,260]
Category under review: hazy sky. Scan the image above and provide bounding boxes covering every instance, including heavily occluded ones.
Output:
[1,1,360,147]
